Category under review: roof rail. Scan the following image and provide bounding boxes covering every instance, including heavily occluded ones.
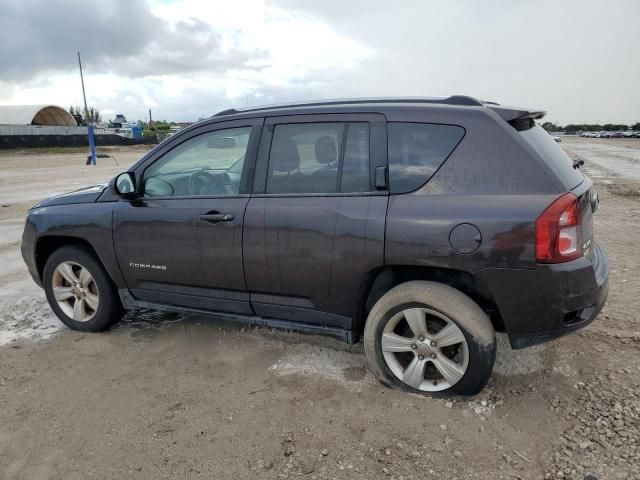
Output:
[214,108,238,117]
[212,95,486,117]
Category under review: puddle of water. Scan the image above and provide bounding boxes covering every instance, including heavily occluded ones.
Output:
[270,344,375,385]
[114,309,189,342]
[268,333,546,394]
[269,333,545,386]
[0,297,63,346]
[0,298,545,382]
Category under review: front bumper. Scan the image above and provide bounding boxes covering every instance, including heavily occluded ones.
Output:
[21,216,42,287]
[476,241,609,349]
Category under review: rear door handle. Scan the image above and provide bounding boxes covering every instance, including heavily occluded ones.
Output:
[200,212,234,223]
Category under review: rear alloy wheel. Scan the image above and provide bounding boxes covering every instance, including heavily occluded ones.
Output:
[381,307,469,392]
[43,245,124,332]
[364,281,496,396]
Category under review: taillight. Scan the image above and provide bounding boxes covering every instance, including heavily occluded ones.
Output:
[535,193,582,263]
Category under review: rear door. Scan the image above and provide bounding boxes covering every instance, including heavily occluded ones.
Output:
[243,113,388,329]
[113,118,262,314]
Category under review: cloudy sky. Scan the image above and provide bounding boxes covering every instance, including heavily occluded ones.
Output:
[0,0,638,124]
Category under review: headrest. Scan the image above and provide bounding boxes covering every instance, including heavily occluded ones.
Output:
[271,139,300,173]
[314,136,337,165]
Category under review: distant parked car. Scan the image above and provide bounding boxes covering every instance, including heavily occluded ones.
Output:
[547,131,561,142]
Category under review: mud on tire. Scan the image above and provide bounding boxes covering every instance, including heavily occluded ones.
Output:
[363,281,496,396]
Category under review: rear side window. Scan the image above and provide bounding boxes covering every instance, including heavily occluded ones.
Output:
[519,125,583,189]
[388,123,465,193]
[266,122,371,194]
[341,123,371,193]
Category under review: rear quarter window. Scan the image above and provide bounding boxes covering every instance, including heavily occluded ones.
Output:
[519,125,583,190]
[388,123,465,194]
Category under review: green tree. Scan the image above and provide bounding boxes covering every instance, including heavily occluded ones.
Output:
[602,124,628,131]
[87,107,102,124]
[542,122,560,132]
[561,124,603,132]
[68,105,102,125]
[564,124,580,133]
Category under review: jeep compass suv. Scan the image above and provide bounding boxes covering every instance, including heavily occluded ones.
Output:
[21,96,609,395]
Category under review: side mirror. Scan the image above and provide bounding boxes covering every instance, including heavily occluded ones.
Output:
[110,172,138,198]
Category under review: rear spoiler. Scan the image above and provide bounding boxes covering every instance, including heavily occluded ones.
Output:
[487,104,546,131]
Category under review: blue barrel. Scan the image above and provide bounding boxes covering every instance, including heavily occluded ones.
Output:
[131,125,143,141]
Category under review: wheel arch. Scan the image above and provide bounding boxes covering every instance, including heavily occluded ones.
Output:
[353,264,504,341]
[35,236,113,285]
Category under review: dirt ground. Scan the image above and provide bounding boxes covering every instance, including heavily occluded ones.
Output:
[0,138,638,480]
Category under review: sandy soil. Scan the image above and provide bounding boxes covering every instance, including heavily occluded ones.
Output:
[0,139,638,480]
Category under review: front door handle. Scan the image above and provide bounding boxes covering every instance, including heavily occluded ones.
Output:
[200,212,234,223]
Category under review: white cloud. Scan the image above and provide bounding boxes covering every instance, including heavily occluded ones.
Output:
[0,0,372,121]
[0,0,638,124]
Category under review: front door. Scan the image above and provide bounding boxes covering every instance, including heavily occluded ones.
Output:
[243,114,388,329]
[113,119,262,314]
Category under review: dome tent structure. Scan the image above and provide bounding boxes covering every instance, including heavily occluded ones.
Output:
[0,105,77,126]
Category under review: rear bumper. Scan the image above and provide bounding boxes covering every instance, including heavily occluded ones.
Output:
[476,241,609,349]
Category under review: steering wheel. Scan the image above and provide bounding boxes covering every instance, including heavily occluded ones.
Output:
[188,170,227,195]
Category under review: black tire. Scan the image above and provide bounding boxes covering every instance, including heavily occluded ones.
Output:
[363,281,496,396]
[43,245,124,332]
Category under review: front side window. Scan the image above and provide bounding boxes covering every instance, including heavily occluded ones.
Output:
[144,126,251,197]
[266,122,371,194]
[388,123,465,193]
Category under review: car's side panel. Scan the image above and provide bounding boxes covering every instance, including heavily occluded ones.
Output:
[112,197,252,314]
[243,195,387,328]
[22,203,125,288]
[243,112,388,330]
[383,106,563,273]
[110,119,264,315]
[385,193,558,272]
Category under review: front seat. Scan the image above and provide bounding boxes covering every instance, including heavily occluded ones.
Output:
[311,136,338,192]
[268,138,302,193]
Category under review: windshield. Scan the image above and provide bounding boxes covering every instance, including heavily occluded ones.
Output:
[520,125,583,190]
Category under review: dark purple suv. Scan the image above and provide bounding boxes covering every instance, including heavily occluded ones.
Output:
[22,96,609,396]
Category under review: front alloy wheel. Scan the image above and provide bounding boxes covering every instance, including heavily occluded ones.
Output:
[51,261,100,322]
[43,245,124,332]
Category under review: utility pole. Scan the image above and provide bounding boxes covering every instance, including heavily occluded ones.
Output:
[77,51,96,165]
[78,52,90,124]
[149,108,153,129]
